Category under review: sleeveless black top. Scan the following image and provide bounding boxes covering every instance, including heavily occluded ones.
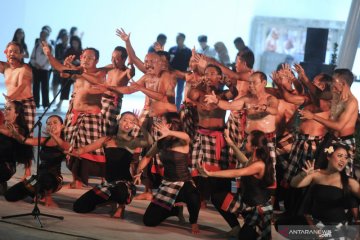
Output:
[39,144,65,176]
[158,149,191,182]
[309,184,348,224]
[104,147,133,182]
[241,175,270,206]
[0,133,33,165]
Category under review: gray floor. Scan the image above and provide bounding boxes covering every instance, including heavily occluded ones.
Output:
[0,164,286,240]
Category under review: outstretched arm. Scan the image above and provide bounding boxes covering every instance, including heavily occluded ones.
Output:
[116,28,146,73]
[203,161,264,178]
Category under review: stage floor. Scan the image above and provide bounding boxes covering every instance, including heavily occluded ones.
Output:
[0,164,286,240]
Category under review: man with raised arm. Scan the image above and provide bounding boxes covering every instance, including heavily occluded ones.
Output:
[188,64,238,208]
[0,41,36,178]
[42,42,106,188]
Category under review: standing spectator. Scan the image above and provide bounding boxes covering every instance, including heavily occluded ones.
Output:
[148,34,167,53]
[196,35,217,59]
[12,28,29,60]
[30,28,52,109]
[231,37,246,71]
[55,35,82,111]
[168,33,192,110]
[70,26,84,39]
[214,42,230,66]
[52,29,69,112]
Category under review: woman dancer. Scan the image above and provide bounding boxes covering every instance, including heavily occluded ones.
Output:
[0,101,33,194]
[276,143,360,239]
[72,112,152,218]
[4,115,68,206]
[200,130,274,239]
[136,112,201,234]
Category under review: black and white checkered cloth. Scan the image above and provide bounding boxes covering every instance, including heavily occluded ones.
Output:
[19,98,36,136]
[151,180,184,210]
[275,132,294,170]
[226,111,246,168]
[101,94,122,136]
[190,129,229,176]
[221,192,273,240]
[179,102,198,140]
[283,133,323,184]
[93,180,136,204]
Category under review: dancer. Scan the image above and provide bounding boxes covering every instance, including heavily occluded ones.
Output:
[0,101,33,194]
[1,41,35,178]
[135,112,201,234]
[72,112,152,218]
[276,143,360,239]
[199,130,274,239]
[4,115,68,206]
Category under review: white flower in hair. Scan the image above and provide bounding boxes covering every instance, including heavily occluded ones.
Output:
[324,146,334,154]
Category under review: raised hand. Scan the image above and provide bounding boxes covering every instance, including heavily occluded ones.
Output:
[301,160,318,176]
[116,28,130,42]
[153,42,163,52]
[298,109,314,120]
[154,122,171,140]
[204,91,218,104]
[294,63,307,80]
[64,55,76,67]
[41,41,51,56]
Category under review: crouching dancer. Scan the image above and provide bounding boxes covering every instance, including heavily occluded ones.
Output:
[5,115,68,206]
[199,130,274,239]
[135,112,201,234]
[72,112,152,218]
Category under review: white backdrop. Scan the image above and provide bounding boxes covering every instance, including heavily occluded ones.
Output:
[0,0,353,108]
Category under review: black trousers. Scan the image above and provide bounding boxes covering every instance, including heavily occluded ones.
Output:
[143,181,200,226]
[73,183,129,213]
[193,176,231,201]
[32,68,50,107]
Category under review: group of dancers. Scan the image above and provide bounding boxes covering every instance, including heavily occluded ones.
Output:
[0,27,360,239]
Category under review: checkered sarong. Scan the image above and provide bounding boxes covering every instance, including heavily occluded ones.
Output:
[275,133,294,170]
[190,129,229,176]
[332,135,356,177]
[18,98,36,136]
[152,180,184,210]
[93,180,136,204]
[179,102,198,139]
[101,94,122,136]
[226,111,246,168]
[283,133,323,184]
[221,193,273,240]
[67,110,105,162]
[63,93,75,143]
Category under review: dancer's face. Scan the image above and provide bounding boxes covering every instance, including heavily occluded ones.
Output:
[248,74,265,95]
[4,102,17,123]
[46,116,63,135]
[327,147,349,172]
[111,50,125,68]
[80,50,98,69]
[118,114,137,133]
[204,66,221,87]
[6,44,22,64]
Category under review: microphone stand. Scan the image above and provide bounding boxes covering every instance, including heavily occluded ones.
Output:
[1,75,73,227]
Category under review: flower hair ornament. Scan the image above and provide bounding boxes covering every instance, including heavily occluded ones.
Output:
[324,146,334,154]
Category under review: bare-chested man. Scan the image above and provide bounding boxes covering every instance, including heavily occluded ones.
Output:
[299,68,358,177]
[205,71,279,193]
[274,67,333,216]
[0,41,35,178]
[188,64,238,207]
[43,43,106,188]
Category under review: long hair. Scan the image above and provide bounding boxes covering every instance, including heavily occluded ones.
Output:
[326,143,351,195]
[12,28,27,53]
[12,101,29,137]
[249,130,274,186]
[157,112,183,150]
